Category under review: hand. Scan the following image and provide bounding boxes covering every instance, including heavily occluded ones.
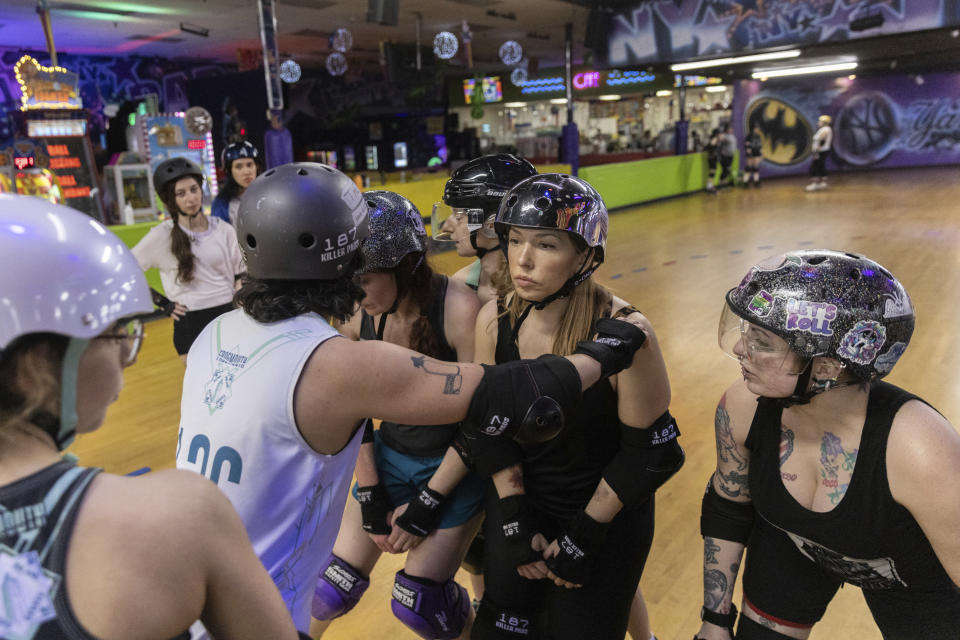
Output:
[388,504,425,552]
[367,517,399,554]
[516,533,550,580]
[694,622,734,640]
[170,302,188,321]
[393,487,446,540]
[356,484,392,536]
[543,511,609,588]
[573,317,647,378]
[498,495,543,570]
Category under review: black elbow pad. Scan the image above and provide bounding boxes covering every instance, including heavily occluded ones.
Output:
[602,412,685,508]
[700,480,755,544]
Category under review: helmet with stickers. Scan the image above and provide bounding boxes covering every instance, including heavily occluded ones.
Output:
[235,162,369,280]
[221,140,260,171]
[433,153,537,241]
[723,249,914,382]
[359,190,427,272]
[0,194,152,448]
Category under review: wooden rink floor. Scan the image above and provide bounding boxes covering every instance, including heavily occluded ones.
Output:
[70,166,960,640]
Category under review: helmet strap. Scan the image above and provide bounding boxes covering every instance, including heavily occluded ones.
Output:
[29,337,89,450]
[775,360,852,407]
[511,253,599,341]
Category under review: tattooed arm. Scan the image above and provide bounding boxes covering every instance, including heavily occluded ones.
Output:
[697,382,756,640]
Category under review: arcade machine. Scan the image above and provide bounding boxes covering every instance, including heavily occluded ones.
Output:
[128,108,217,214]
[103,152,157,224]
[11,55,103,219]
[305,148,338,168]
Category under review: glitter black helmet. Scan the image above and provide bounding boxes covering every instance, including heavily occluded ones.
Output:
[723,250,914,382]
[359,190,427,272]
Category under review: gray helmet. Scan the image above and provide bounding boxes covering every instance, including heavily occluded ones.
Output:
[495,173,608,263]
[725,250,915,381]
[153,157,204,194]
[359,190,427,272]
[235,163,369,280]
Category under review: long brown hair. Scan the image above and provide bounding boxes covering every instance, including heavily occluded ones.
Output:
[158,176,201,284]
[496,238,611,356]
[382,252,445,359]
[0,334,68,440]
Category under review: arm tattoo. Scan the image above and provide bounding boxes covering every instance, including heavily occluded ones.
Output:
[715,401,751,499]
[410,356,463,395]
[704,539,721,565]
[703,569,729,611]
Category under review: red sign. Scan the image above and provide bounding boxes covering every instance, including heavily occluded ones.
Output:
[187,139,207,150]
[14,157,35,170]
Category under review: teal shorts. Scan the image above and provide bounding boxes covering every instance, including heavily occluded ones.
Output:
[352,431,485,530]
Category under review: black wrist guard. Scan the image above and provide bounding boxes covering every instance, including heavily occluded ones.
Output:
[395,487,446,537]
[356,484,392,535]
[701,603,738,634]
[150,288,176,316]
[573,317,647,378]
[603,412,685,508]
[499,495,541,568]
[465,354,581,444]
[544,510,609,585]
[700,481,754,544]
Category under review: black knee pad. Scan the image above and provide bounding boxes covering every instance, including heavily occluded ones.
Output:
[473,600,537,639]
[735,615,798,640]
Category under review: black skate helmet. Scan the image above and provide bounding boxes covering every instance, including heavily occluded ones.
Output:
[720,250,915,402]
[359,190,427,272]
[235,163,369,280]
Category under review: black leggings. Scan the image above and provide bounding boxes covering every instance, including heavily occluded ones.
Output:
[741,518,960,639]
[809,154,827,178]
[719,155,734,182]
[172,302,234,355]
[472,488,655,640]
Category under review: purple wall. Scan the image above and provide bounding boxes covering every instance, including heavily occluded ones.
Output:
[733,71,960,177]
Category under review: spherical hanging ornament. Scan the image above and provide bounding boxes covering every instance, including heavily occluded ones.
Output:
[510,67,528,86]
[331,28,353,53]
[499,40,523,66]
[280,59,301,83]
[433,31,459,59]
[326,52,348,77]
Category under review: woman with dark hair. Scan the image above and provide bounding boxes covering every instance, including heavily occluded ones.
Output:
[212,141,262,224]
[132,157,245,362]
[695,250,960,640]
[0,194,304,640]
[311,191,484,640]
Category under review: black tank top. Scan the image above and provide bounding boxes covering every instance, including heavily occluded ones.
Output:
[746,382,957,592]
[361,274,461,458]
[494,300,623,520]
[746,133,763,155]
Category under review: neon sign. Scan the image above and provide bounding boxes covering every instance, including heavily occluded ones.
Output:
[14,56,81,111]
[187,139,207,150]
[14,157,35,170]
[573,72,601,90]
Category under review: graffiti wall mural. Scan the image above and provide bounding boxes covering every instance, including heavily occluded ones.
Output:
[607,0,956,66]
[0,49,231,144]
[733,71,960,176]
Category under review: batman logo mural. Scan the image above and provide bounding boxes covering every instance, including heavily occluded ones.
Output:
[745,98,812,166]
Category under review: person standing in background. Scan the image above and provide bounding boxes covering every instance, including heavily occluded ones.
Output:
[265,109,294,169]
[717,124,737,189]
[743,125,764,188]
[806,115,833,192]
[212,141,262,225]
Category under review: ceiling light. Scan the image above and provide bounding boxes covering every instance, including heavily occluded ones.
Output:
[598,94,621,101]
[504,101,527,108]
[549,98,568,104]
[671,49,800,72]
[848,74,856,80]
[751,61,857,79]
[705,85,727,93]
[656,90,672,97]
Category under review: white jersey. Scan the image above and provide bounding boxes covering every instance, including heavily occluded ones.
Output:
[177,308,363,632]
[813,125,833,152]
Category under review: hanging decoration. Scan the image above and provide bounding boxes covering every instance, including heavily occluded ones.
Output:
[433,31,459,59]
[280,59,301,83]
[499,40,523,66]
[326,52,348,76]
[510,67,528,86]
[331,28,353,53]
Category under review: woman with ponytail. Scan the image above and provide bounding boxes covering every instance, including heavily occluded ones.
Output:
[310,191,485,640]
[133,158,245,362]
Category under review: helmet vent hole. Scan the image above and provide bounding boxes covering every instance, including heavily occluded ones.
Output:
[298,233,316,249]
[744,282,759,296]
[246,234,257,249]
[844,252,861,259]
[807,256,827,265]
[366,199,377,209]
[849,269,861,281]
[879,268,892,279]
[507,194,518,207]
[297,168,308,176]
[264,169,275,177]
[534,197,551,210]
[322,166,334,173]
